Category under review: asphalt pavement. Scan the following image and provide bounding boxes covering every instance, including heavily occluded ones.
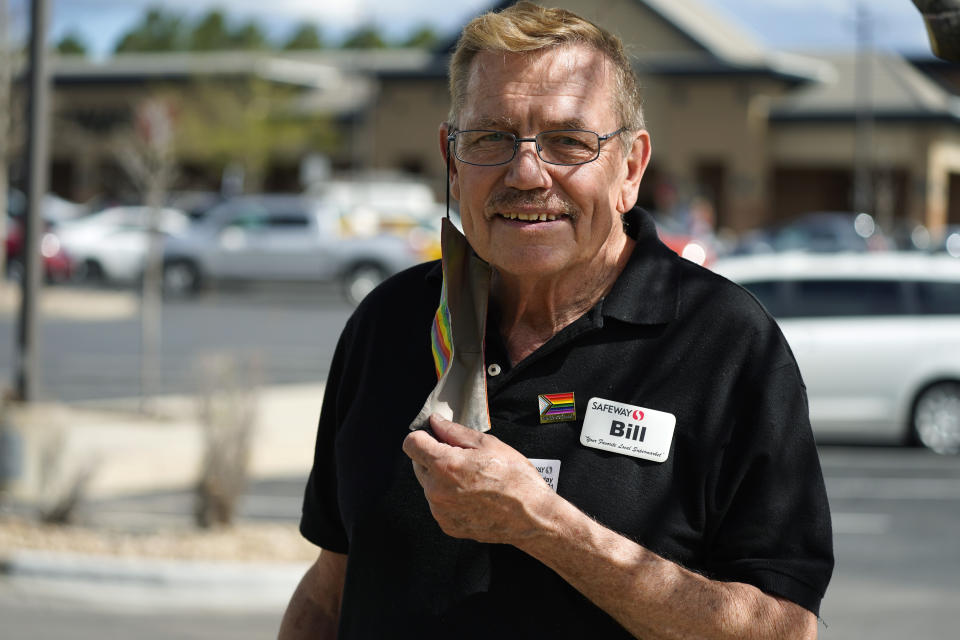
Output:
[0,592,286,640]
[0,280,354,402]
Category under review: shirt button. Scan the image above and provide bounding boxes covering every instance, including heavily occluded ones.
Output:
[487,363,502,377]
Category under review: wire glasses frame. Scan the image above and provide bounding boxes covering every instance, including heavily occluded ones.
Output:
[447,127,626,167]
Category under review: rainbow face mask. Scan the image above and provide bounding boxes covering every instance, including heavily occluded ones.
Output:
[409,217,492,433]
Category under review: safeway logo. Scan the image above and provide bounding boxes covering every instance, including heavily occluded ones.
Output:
[632,409,644,421]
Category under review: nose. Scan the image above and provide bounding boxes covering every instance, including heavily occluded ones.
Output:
[504,140,552,191]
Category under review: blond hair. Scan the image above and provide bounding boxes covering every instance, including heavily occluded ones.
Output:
[448,1,644,131]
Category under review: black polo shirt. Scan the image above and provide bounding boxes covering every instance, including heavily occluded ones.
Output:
[300,208,833,638]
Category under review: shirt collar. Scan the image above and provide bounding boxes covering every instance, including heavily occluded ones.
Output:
[600,207,681,326]
[425,207,681,326]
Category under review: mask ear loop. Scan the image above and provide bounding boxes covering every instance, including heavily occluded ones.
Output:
[445,129,452,221]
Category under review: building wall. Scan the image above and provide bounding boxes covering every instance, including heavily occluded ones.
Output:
[924,133,960,233]
[769,121,960,231]
[950,172,960,225]
[48,84,141,200]
[370,77,450,196]
[643,76,783,231]
[44,75,340,201]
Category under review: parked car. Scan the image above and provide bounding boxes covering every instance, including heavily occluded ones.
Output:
[161,194,431,304]
[933,225,960,258]
[165,190,224,221]
[308,178,439,230]
[713,252,960,454]
[4,214,72,283]
[7,188,89,223]
[55,206,191,284]
[732,211,888,255]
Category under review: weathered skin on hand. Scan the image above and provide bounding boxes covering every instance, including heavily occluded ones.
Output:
[402,413,555,544]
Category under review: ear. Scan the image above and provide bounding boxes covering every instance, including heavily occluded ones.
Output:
[616,130,651,214]
[439,123,460,201]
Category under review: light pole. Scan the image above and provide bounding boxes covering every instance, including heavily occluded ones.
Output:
[852,1,874,218]
[0,0,11,278]
[16,0,50,402]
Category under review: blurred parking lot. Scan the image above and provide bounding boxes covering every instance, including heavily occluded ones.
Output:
[3,0,960,635]
[0,279,354,401]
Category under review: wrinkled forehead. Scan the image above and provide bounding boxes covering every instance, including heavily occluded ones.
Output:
[461,45,616,127]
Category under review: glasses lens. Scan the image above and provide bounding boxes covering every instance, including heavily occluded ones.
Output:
[455,131,516,166]
[537,130,600,165]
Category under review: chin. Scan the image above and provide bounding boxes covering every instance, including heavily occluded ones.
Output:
[489,250,572,279]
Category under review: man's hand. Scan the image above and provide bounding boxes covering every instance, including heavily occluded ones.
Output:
[402,414,557,544]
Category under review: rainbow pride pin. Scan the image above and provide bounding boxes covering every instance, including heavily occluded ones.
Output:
[538,392,576,423]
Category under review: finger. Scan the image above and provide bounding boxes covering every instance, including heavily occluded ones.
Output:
[428,413,487,449]
[402,428,444,466]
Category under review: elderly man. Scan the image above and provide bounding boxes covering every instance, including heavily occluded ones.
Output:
[279,3,833,638]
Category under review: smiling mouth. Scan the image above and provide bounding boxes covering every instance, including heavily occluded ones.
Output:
[497,211,567,222]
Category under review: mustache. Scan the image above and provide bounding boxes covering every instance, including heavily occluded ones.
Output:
[484,190,579,219]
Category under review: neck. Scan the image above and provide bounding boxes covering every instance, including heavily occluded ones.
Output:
[492,234,634,365]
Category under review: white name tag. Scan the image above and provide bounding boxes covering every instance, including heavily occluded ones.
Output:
[528,458,561,491]
[580,397,675,463]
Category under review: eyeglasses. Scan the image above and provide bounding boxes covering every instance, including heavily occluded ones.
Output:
[448,128,626,167]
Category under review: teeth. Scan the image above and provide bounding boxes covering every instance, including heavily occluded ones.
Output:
[501,212,559,222]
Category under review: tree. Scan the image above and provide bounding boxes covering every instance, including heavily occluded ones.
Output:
[55,32,87,56]
[188,9,232,51]
[170,77,338,193]
[115,8,273,54]
[113,7,185,53]
[111,99,177,411]
[283,21,325,50]
[403,25,439,49]
[229,20,268,51]
[341,24,388,49]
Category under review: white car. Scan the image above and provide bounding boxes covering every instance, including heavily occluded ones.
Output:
[712,252,960,454]
[56,206,190,284]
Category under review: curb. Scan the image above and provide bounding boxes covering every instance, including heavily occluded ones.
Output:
[1,549,309,585]
[0,549,310,611]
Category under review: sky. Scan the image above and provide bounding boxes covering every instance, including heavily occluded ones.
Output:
[6,0,937,58]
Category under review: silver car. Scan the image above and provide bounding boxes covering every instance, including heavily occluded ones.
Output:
[161,194,430,304]
[713,252,960,454]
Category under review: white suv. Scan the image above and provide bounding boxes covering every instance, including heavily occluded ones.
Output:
[713,252,960,454]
